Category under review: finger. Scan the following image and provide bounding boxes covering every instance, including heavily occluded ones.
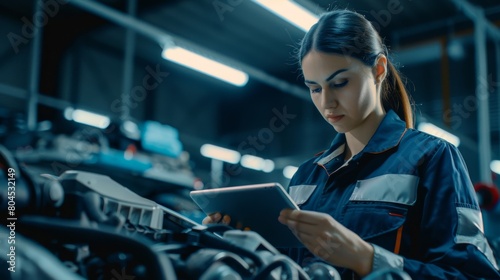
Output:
[202,216,212,225]
[207,213,222,223]
[279,208,295,218]
[287,220,319,235]
[310,235,338,261]
[278,214,288,225]
[279,218,316,241]
[279,209,298,224]
[202,213,222,224]
[211,213,222,222]
[312,243,333,260]
[280,211,321,229]
[280,209,309,222]
[222,215,231,225]
[284,210,335,227]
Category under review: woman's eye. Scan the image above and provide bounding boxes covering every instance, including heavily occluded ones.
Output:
[310,88,322,93]
[333,80,348,88]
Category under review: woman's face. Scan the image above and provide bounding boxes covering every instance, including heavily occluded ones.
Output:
[301,50,385,135]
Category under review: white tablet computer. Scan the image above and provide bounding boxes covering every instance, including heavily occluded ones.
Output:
[189,183,302,248]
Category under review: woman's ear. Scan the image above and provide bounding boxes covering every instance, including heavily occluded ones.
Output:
[373,54,387,84]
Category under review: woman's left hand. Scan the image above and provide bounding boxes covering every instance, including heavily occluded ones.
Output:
[278,209,374,277]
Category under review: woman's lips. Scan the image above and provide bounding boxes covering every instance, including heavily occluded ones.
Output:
[326,114,344,123]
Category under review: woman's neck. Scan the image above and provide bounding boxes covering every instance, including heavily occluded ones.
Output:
[344,111,386,160]
[343,136,363,161]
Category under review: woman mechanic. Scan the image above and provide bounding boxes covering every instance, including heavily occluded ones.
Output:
[205,9,500,279]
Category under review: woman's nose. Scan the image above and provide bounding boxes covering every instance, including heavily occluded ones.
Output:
[322,89,338,108]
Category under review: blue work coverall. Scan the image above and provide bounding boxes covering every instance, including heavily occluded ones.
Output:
[285,110,500,279]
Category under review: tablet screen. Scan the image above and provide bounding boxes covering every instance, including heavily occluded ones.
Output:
[190,183,302,248]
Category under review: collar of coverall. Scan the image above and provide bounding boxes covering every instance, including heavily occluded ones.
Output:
[314,110,407,166]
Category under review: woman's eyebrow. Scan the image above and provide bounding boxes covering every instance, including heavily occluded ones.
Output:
[304,68,349,85]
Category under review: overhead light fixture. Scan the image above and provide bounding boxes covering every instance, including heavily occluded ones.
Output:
[262,159,275,173]
[64,108,110,129]
[200,144,241,164]
[283,165,298,179]
[162,46,249,87]
[417,122,460,147]
[240,155,275,173]
[491,160,500,175]
[252,0,318,32]
[240,155,263,170]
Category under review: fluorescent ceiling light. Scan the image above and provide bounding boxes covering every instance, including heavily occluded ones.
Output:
[252,0,318,32]
[417,122,460,147]
[200,144,241,164]
[162,46,248,87]
[283,165,298,179]
[491,160,500,175]
[240,155,263,170]
[64,108,110,129]
[240,155,275,172]
[262,159,275,173]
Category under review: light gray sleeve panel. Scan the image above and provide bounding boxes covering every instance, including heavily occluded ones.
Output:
[455,207,499,270]
[371,243,404,271]
[350,174,419,205]
[288,184,317,205]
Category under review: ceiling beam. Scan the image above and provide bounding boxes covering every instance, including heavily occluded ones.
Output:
[391,4,500,46]
[451,0,500,41]
[67,0,310,101]
[27,0,43,132]
[450,0,495,183]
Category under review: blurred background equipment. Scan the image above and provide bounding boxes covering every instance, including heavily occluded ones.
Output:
[475,182,500,212]
[1,147,337,279]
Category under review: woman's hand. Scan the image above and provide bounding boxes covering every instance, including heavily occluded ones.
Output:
[202,213,249,230]
[278,209,374,277]
[202,213,231,225]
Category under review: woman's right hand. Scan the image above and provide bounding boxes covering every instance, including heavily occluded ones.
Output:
[202,213,232,225]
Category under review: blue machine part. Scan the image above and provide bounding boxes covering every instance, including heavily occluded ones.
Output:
[141,121,183,158]
[97,149,153,172]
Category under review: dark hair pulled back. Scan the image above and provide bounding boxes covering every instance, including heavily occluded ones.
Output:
[298,10,413,128]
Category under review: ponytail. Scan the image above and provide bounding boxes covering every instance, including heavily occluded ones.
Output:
[382,60,414,128]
